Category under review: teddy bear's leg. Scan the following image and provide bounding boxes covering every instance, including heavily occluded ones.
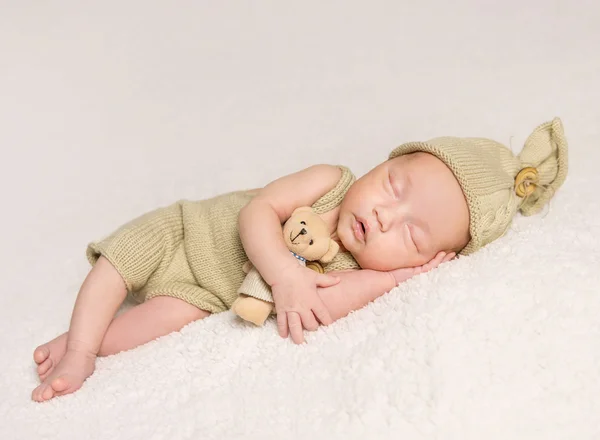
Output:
[305,261,324,274]
[231,294,274,326]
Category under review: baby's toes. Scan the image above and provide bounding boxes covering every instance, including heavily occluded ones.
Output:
[31,385,41,402]
[33,346,50,364]
[50,374,83,396]
[32,383,53,402]
[37,358,53,378]
[41,384,57,401]
[51,376,70,393]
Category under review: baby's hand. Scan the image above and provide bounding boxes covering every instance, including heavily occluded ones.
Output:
[270,264,340,344]
[388,251,455,286]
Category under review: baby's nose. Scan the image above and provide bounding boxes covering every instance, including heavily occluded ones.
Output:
[374,206,394,232]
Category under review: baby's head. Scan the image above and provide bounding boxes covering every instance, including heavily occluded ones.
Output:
[337,152,469,270]
[338,117,569,271]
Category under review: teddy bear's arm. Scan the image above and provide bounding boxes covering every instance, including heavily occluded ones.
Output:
[237,266,274,303]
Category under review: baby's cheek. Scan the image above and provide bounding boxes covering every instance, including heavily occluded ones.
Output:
[362,245,425,271]
[355,250,396,271]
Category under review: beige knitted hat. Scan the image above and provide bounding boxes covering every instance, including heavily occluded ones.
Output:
[388,117,569,255]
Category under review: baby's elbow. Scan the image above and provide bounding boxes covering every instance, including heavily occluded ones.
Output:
[238,197,278,232]
[238,201,258,233]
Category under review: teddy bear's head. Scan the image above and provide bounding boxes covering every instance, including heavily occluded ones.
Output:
[282,207,339,263]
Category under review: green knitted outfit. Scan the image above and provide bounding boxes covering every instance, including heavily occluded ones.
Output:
[86,166,359,314]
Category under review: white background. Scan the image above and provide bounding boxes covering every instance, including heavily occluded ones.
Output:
[1,1,599,439]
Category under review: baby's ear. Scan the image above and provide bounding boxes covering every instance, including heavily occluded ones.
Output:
[291,206,314,217]
[319,240,339,263]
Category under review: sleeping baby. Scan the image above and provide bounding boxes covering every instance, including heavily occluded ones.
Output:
[31,118,568,402]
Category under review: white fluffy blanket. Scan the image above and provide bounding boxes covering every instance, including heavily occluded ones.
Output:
[1,2,599,439]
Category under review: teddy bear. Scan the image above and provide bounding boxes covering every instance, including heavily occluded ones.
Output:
[231,206,340,326]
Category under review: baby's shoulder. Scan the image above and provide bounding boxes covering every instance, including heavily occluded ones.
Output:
[311,165,356,214]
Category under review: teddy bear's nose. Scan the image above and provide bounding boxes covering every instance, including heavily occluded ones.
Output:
[300,228,307,235]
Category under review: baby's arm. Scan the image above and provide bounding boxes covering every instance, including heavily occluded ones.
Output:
[238,164,343,343]
[239,165,340,286]
[316,269,395,321]
[318,252,454,321]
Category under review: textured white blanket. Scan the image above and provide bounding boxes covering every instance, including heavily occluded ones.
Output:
[1,1,599,439]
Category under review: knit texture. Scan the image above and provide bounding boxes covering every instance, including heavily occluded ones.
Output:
[314,165,360,272]
[311,165,356,215]
[239,258,305,303]
[87,166,359,312]
[388,117,569,255]
[237,166,360,303]
[239,266,277,303]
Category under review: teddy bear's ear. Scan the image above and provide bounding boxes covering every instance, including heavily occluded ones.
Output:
[319,239,340,263]
[291,206,314,217]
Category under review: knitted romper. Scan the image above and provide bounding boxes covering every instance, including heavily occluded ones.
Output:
[86,166,360,314]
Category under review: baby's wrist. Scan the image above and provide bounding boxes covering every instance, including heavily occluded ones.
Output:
[268,260,303,287]
[388,271,400,289]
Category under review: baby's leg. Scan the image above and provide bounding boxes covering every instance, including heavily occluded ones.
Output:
[99,295,210,355]
[34,296,209,380]
[32,256,127,402]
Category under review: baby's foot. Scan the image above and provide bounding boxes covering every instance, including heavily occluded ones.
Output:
[31,349,96,402]
[33,333,68,381]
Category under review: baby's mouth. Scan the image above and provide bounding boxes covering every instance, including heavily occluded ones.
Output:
[353,216,367,242]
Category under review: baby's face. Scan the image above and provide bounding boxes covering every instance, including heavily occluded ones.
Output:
[337,152,470,271]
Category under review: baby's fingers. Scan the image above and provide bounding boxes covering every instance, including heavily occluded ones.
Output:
[414,252,444,275]
[426,252,446,269]
[315,273,340,288]
[421,251,455,273]
[276,309,289,339]
[287,312,305,344]
[301,311,319,332]
[312,302,333,326]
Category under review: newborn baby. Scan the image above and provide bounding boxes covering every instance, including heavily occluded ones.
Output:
[31,118,568,402]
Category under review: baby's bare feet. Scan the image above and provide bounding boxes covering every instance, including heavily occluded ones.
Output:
[33,333,68,381]
[31,349,96,402]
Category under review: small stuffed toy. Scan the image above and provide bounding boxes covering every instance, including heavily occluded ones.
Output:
[231,206,339,326]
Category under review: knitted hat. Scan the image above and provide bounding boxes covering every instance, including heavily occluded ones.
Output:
[388,117,569,255]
